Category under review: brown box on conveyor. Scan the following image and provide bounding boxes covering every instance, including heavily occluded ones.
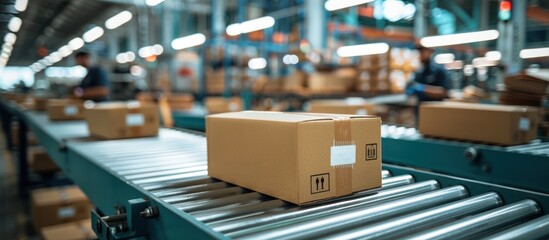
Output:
[308,99,376,115]
[46,99,85,121]
[204,97,242,114]
[84,102,159,139]
[420,102,539,145]
[207,111,382,205]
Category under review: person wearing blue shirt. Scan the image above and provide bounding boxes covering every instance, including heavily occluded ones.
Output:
[72,51,110,102]
[407,45,450,102]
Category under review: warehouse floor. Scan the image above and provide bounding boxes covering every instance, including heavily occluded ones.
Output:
[0,141,37,240]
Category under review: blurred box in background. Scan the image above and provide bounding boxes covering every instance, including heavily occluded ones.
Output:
[420,102,539,145]
[46,99,85,121]
[84,102,159,139]
[205,97,243,114]
[31,186,92,231]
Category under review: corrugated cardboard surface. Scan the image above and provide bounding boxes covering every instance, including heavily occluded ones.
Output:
[28,147,58,173]
[84,103,159,139]
[419,102,539,145]
[205,97,242,114]
[46,99,85,121]
[207,111,382,205]
[41,219,95,240]
[309,100,376,115]
[31,186,92,231]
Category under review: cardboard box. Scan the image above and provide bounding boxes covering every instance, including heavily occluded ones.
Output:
[283,70,307,92]
[34,97,49,111]
[205,97,242,114]
[31,186,92,231]
[309,99,376,115]
[84,102,159,139]
[419,102,539,145]
[308,71,355,93]
[41,219,95,240]
[137,92,194,111]
[46,99,85,121]
[168,94,194,110]
[29,147,59,173]
[207,111,382,205]
[504,72,548,95]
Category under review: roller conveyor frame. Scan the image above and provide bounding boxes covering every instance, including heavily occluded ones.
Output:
[170,111,549,194]
[1,99,549,239]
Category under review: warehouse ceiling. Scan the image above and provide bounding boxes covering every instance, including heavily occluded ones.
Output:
[0,0,121,66]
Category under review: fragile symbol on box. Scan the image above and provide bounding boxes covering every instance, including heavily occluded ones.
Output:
[310,173,330,194]
[366,143,377,160]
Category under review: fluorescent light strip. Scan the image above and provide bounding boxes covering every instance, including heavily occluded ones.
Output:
[105,11,133,30]
[4,33,17,45]
[146,0,165,6]
[485,51,501,61]
[519,47,549,59]
[434,53,455,64]
[68,37,85,50]
[336,42,389,57]
[8,17,22,32]
[325,0,374,11]
[248,57,267,70]
[58,45,73,57]
[83,26,104,43]
[14,0,28,12]
[138,46,153,58]
[171,33,206,50]
[420,30,499,48]
[226,16,275,36]
[472,57,498,67]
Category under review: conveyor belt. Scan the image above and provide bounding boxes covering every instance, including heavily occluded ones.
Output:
[64,119,548,239]
[382,124,549,194]
[2,102,549,239]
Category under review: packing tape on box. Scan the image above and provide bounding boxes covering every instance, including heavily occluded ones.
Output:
[333,117,354,196]
[127,108,142,137]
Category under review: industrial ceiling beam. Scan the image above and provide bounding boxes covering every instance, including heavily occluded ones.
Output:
[441,0,477,31]
[95,0,211,14]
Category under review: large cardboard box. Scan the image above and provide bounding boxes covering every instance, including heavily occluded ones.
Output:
[31,186,92,231]
[419,102,539,145]
[29,147,59,173]
[309,99,376,115]
[41,219,95,240]
[207,111,382,205]
[308,71,355,93]
[204,97,242,114]
[46,99,85,121]
[84,102,159,139]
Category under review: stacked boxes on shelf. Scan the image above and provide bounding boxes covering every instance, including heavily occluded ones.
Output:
[356,48,419,94]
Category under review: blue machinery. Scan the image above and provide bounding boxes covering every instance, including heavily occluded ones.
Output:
[2,99,549,239]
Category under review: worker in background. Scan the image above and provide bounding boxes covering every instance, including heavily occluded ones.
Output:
[407,45,450,101]
[73,51,110,102]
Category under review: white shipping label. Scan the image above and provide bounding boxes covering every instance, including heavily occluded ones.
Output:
[355,109,367,115]
[63,105,78,116]
[126,114,145,126]
[57,207,76,219]
[228,102,239,111]
[519,117,530,131]
[330,145,356,166]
